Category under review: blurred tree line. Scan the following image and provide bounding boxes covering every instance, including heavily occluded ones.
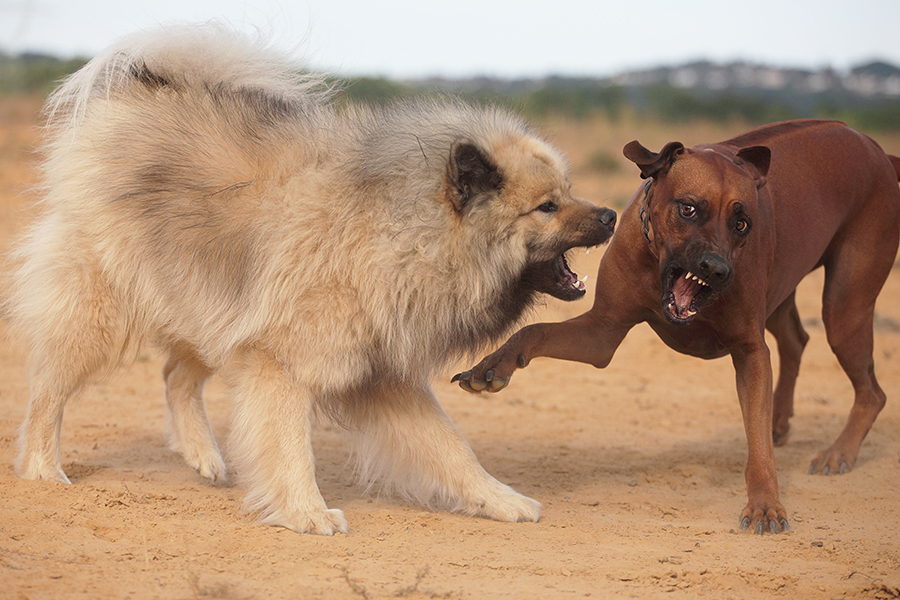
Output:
[333,73,900,131]
[0,53,88,95]
[2,53,898,131]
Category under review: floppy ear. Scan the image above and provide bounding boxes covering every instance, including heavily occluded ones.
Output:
[623,140,685,179]
[448,140,504,212]
[735,145,771,188]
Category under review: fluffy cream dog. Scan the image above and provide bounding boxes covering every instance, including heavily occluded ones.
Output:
[8,24,615,534]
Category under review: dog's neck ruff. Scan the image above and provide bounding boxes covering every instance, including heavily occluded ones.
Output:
[639,179,660,260]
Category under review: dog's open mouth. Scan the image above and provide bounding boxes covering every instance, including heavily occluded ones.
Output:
[664,267,714,324]
[523,248,595,302]
[551,251,589,300]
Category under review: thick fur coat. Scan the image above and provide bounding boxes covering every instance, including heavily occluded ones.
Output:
[7,24,614,534]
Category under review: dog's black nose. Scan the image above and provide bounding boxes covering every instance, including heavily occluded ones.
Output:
[597,207,617,229]
[699,252,730,282]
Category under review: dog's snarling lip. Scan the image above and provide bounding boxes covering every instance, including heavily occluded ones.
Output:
[551,252,589,298]
[663,267,715,324]
[523,249,593,302]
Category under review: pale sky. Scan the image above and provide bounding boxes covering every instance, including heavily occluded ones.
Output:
[2,0,899,79]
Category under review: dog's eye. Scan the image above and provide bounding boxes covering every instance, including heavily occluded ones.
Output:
[735,219,751,234]
[679,204,697,219]
[536,201,559,213]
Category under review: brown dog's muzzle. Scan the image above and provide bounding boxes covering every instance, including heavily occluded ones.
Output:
[698,251,732,285]
[661,248,734,324]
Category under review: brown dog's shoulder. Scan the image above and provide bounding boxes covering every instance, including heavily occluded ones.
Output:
[888,155,900,182]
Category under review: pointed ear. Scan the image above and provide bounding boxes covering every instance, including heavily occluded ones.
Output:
[735,145,771,189]
[448,140,503,212]
[623,140,685,179]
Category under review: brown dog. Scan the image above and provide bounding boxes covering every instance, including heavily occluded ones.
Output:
[454,120,900,534]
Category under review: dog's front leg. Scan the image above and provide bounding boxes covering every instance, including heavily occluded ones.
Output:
[454,312,631,393]
[224,346,348,535]
[345,380,541,523]
[731,340,789,534]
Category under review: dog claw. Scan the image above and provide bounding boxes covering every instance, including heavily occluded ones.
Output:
[740,515,788,534]
[517,354,527,368]
[451,371,470,383]
[808,454,851,476]
[452,369,506,392]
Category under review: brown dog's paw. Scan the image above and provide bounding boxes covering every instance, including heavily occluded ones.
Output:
[452,350,527,394]
[451,369,509,393]
[739,503,789,535]
[808,446,855,475]
[772,420,791,447]
[772,428,791,447]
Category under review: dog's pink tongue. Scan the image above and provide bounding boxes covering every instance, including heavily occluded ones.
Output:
[672,277,699,313]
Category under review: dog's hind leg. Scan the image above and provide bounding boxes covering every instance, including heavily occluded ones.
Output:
[224,346,347,535]
[163,345,225,482]
[345,381,541,523]
[765,291,809,446]
[14,265,121,483]
[17,361,89,483]
[811,203,899,475]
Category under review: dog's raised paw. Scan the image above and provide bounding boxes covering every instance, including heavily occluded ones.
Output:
[452,370,510,393]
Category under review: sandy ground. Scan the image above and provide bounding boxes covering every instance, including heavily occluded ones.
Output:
[1,97,899,599]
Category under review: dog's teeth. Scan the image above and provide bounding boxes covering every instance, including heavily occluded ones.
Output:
[685,271,693,280]
[581,275,589,284]
[585,247,591,255]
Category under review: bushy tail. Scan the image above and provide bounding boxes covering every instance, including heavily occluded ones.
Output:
[43,22,332,138]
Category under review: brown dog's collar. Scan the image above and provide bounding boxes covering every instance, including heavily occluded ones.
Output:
[639,179,659,259]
